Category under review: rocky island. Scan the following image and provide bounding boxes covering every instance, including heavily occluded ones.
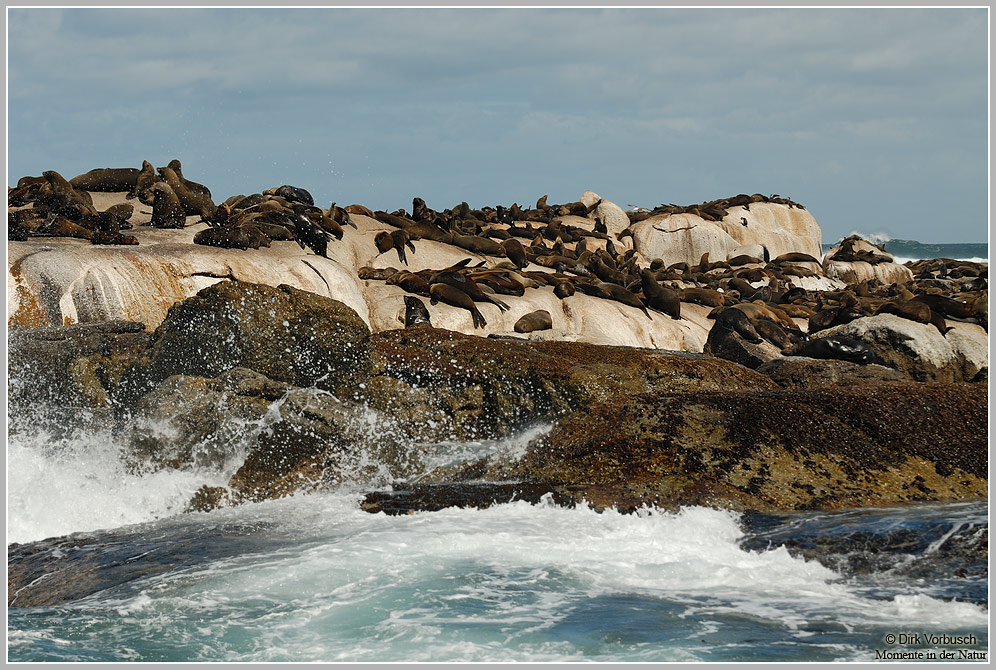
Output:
[7,162,988,524]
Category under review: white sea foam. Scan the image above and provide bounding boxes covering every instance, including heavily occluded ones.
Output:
[6,428,235,545]
[44,494,984,663]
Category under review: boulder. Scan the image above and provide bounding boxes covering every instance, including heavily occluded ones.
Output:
[415,382,987,513]
[823,259,914,286]
[127,280,372,400]
[369,327,778,440]
[755,356,911,389]
[7,320,150,414]
[703,321,784,369]
[579,190,630,236]
[630,202,823,270]
[816,314,985,382]
[128,367,422,505]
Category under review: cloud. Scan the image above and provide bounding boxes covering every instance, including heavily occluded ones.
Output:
[7,7,988,242]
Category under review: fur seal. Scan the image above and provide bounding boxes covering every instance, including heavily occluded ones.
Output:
[163,159,211,198]
[69,167,141,192]
[265,185,314,206]
[404,295,432,327]
[387,270,431,296]
[502,238,529,269]
[604,283,651,318]
[193,227,252,250]
[130,160,162,199]
[711,306,762,343]
[554,281,575,299]
[158,166,215,218]
[390,229,417,265]
[430,270,510,312]
[788,335,877,364]
[430,283,487,329]
[640,269,680,320]
[90,230,139,245]
[148,182,187,229]
[292,213,330,257]
[514,309,553,333]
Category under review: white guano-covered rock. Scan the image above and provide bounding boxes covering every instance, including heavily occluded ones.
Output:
[630,202,823,268]
[818,314,982,382]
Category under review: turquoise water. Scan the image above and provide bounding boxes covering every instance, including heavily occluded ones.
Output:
[6,420,989,663]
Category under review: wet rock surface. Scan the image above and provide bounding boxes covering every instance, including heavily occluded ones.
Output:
[118,280,371,403]
[375,382,987,514]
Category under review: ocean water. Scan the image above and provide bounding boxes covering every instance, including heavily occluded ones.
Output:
[821,238,988,264]
[6,413,989,663]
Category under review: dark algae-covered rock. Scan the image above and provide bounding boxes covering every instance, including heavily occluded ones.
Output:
[367,326,776,440]
[378,382,986,514]
[126,280,371,401]
[128,367,422,507]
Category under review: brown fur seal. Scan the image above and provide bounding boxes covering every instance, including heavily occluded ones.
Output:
[604,283,651,318]
[130,160,162,200]
[148,183,187,229]
[711,306,762,344]
[429,270,510,312]
[514,309,553,333]
[69,167,141,192]
[640,269,680,320]
[554,281,575,299]
[430,283,487,329]
[387,270,431,296]
[90,230,139,245]
[193,227,252,250]
[787,335,878,364]
[163,160,211,198]
[772,252,821,264]
[404,295,432,327]
[502,238,529,269]
[451,233,507,257]
[679,287,725,308]
[390,229,417,265]
[158,166,215,217]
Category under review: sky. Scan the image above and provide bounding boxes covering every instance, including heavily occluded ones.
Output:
[6,7,989,244]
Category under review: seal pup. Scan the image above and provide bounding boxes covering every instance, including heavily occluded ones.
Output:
[404,296,433,327]
[430,283,487,329]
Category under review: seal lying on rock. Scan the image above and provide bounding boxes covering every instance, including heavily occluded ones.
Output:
[787,335,878,364]
[514,309,553,333]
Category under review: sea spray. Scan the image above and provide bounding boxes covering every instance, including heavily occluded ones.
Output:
[6,426,233,545]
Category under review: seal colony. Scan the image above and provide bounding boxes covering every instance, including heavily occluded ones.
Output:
[7,160,989,373]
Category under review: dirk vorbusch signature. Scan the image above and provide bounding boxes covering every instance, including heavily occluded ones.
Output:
[876,633,986,661]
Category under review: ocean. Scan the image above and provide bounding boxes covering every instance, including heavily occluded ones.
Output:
[822,238,989,265]
[6,412,989,663]
[6,241,989,663]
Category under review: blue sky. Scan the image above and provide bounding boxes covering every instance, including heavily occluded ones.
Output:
[6,7,989,243]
